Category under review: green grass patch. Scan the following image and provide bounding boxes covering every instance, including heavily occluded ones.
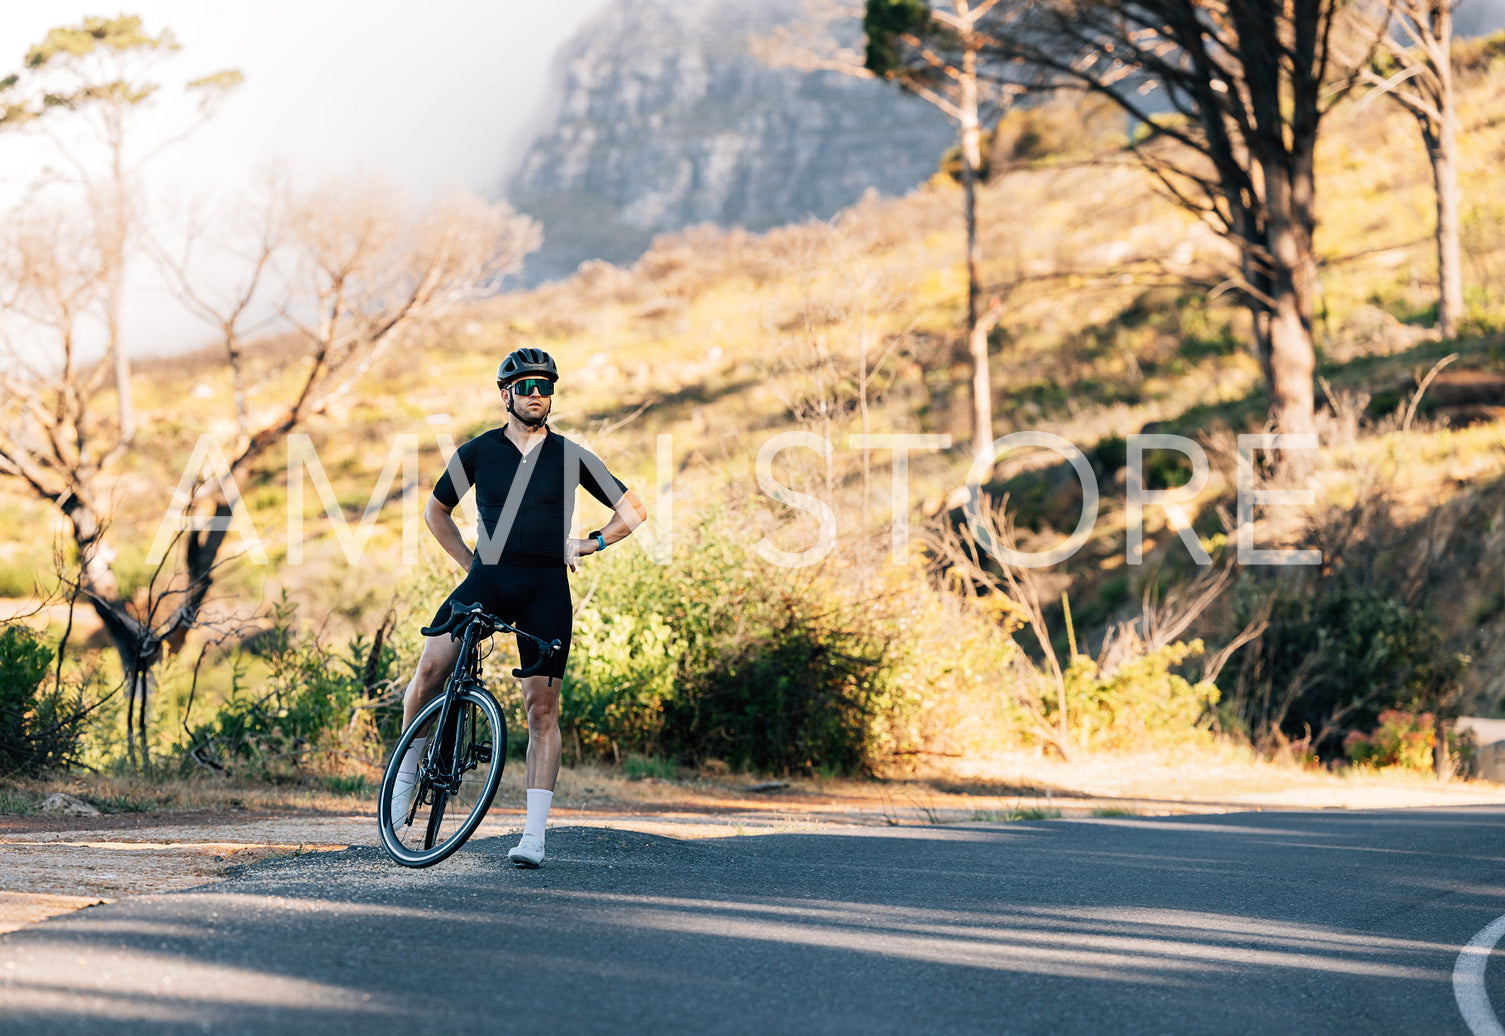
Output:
[321,775,371,797]
[620,753,677,780]
[0,789,39,814]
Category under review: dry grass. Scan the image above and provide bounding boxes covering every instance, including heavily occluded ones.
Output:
[0,773,378,816]
[6,738,1502,828]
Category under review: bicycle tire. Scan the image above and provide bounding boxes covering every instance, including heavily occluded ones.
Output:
[377,686,506,868]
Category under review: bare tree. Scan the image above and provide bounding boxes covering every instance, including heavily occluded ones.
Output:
[1,182,538,765]
[0,15,241,450]
[865,0,1016,463]
[1355,1,1465,337]
[759,1,1016,463]
[986,0,1386,435]
[0,16,249,763]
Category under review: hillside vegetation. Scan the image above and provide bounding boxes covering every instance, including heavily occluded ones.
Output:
[8,41,1505,782]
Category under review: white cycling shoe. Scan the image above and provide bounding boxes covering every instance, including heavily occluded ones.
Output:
[390,774,418,827]
[508,833,546,868]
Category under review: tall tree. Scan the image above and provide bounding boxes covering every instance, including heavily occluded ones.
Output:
[987,0,1384,434]
[1357,1,1464,338]
[865,0,1013,462]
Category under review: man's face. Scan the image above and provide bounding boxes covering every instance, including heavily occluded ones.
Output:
[503,377,553,422]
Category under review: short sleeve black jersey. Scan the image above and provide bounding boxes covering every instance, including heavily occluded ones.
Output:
[432,427,628,567]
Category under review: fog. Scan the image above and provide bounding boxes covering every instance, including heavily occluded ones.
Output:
[0,1,612,357]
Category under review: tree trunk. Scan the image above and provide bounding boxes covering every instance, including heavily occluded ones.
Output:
[1259,159,1318,435]
[1266,286,1317,436]
[960,42,993,464]
[1430,95,1464,338]
[86,591,155,770]
[62,493,169,770]
[105,161,135,446]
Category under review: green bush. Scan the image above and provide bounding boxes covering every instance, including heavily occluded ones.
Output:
[184,598,400,779]
[1226,581,1466,759]
[659,594,896,775]
[0,623,93,775]
[1059,640,1220,751]
[559,521,907,775]
[563,605,681,760]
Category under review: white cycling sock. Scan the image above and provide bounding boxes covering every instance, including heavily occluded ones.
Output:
[398,737,427,780]
[523,788,553,843]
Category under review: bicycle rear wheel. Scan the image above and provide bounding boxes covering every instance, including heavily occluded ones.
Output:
[377,686,506,867]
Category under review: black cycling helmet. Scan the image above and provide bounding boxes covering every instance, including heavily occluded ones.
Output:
[496,347,558,388]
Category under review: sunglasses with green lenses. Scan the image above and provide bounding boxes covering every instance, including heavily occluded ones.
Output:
[508,378,554,397]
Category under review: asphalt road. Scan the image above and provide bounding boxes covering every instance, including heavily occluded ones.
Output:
[3,807,1505,1034]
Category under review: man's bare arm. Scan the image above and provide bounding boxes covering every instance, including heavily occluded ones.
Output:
[566,491,647,570]
[425,496,474,570]
[600,490,647,545]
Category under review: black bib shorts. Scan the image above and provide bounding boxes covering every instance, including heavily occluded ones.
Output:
[428,561,573,681]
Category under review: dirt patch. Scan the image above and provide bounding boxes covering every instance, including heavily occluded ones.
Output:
[0,808,315,837]
[0,892,108,935]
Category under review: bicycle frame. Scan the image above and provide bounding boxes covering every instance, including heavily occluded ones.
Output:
[421,617,488,801]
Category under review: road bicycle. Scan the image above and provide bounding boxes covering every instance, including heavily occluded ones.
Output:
[377,601,560,868]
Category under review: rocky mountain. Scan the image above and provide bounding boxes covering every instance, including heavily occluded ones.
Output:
[506,0,955,283]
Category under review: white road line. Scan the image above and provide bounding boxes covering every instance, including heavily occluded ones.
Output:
[1456,914,1505,1036]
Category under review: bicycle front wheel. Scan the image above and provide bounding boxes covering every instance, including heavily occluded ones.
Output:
[377,686,506,868]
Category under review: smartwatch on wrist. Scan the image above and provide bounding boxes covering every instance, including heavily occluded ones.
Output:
[589,530,607,552]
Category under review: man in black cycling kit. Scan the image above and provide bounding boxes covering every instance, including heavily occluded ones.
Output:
[391,347,646,868]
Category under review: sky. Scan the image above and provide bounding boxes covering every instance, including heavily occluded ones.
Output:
[0,1,614,357]
[0,1,614,198]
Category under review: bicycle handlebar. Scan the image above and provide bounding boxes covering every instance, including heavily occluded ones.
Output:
[419,600,483,638]
[420,602,561,680]
[510,641,563,679]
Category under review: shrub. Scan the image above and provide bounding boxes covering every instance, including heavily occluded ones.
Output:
[0,623,94,775]
[564,605,681,760]
[559,520,907,775]
[183,599,401,780]
[1343,710,1437,772]
[1227,581,1466,760]
[1061,640,1221,751]
[658,590,897,775]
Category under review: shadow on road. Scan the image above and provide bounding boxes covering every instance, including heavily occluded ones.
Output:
[4,810,1504,1034]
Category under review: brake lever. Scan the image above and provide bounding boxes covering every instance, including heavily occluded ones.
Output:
[511,638,563,679]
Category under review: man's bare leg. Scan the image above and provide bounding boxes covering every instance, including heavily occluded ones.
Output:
[510,674,561,867]
[522,674,562,790]
[402,633,464,729]
[390,634,463,826]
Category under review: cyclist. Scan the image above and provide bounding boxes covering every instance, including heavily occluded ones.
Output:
[391,347,645,868]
